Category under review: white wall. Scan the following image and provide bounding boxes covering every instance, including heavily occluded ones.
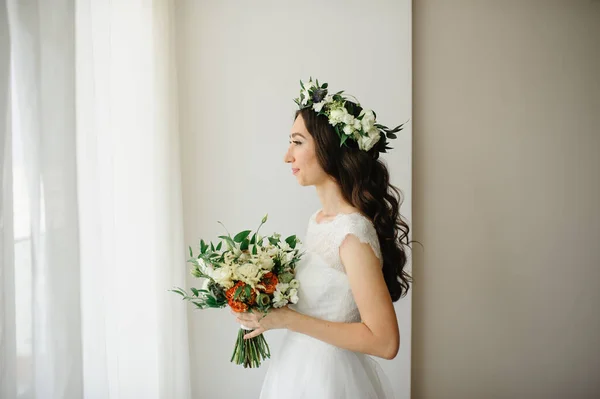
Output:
[175,1,412,398]
[412,1,600,398]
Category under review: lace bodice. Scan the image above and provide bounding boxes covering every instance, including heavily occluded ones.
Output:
[290,210,383,324]
[305,210,382,272]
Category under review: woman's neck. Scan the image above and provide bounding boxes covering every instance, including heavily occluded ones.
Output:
[315,178,355,216]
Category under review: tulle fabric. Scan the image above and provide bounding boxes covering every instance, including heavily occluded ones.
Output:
[259,331,395,399]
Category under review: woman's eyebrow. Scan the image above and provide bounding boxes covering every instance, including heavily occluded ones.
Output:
[290,132,306,139]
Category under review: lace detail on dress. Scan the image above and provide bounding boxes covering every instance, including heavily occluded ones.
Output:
[306,209,382,273]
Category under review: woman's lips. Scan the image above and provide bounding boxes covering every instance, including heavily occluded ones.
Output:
[292,168,299,175]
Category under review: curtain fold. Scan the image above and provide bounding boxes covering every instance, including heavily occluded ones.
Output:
[7,1,83,397]
[76,1,191,397]
[1,4,17,397]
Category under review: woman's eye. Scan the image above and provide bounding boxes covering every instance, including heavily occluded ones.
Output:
[290,141,301,145]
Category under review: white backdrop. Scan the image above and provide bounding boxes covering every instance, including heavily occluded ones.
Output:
[175,1,412,397]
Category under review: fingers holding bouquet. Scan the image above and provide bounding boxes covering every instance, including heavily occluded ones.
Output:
[231,307,290,339]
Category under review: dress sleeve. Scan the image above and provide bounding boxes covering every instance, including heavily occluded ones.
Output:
[338,215,383,267]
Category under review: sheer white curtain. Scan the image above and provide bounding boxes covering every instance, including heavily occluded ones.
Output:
[1,1,191,397]
[7,1,82,397]
[76,1,191,398]
[1,3,17,398]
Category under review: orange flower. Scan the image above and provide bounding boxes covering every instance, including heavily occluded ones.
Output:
[225,281,257,307]
[226,281,245,301]
[260,272,278,295]
[228,299,248,313]
[247,289,257,305]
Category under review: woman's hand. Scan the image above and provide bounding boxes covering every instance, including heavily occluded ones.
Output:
[231,307,293,340]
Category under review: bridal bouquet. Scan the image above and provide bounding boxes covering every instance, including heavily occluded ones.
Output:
[172,214,303,368]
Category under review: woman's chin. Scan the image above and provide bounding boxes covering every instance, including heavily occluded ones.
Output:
[296,176,310,187]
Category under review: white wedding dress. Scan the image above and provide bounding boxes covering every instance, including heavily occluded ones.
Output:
[259,210,395,399]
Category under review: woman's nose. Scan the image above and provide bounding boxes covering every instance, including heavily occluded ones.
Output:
[283,147,293,163]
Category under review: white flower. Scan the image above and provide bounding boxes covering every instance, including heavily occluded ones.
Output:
[224,252,236,264]
[285,252,295,264]
[342,113,354,126]
[360,109,376,132]
[328,108,346,126]
[368,126,381,138]
[313,101,325,112]
[343,124,354,136]
[234,263,262,287]
[273,285,289,308]
[300,80,316,105]
[278,241,292,252]
[207,265,234,289]
[192,257,206,271]
[288,288,299,304]
[358,128,381,151]
[258,254,274,270]
[238,252,250,263]
[273,296,288,308]
[201,278,211,291]
[314,94,335,112]
[353,119,362,131]
[267,246,279,257]
[275,282,289,293]
[301,91,310,105]
[289,279,300,289]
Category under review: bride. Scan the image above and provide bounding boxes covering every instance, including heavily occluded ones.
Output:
[233,78,411,399]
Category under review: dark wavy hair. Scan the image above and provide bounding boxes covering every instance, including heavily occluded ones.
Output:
[296,108,412,301]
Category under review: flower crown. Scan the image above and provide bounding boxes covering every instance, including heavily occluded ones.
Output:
[293,77,404,153]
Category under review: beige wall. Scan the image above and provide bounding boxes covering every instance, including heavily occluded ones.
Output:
[412,1,600,398]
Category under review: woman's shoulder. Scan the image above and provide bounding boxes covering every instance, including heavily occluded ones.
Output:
[338,213,381,262]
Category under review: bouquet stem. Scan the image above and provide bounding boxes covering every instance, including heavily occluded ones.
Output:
[230,328,271,368]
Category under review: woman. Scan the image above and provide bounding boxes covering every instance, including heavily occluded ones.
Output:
[233,78,411,398]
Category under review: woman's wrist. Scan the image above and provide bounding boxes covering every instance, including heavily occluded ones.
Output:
[280,306,297,330]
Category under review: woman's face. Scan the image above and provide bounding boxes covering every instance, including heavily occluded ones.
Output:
[283,114,328,186]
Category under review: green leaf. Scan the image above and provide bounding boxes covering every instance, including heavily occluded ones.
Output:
[322,83,328,89]
[216,242,222,251]
[210,242,215,251]
[170,288,186,297]
[240,238,249,251]
[200,239,209,254]
[218,235,236,249]
[234,286,244,301]
[286,235,297,249]
[340,134,349,147]
[252,245,258,255]
[191,287,199,296]
[269,237,279,246]
[188,246,193,258]
[234,230,252,243]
